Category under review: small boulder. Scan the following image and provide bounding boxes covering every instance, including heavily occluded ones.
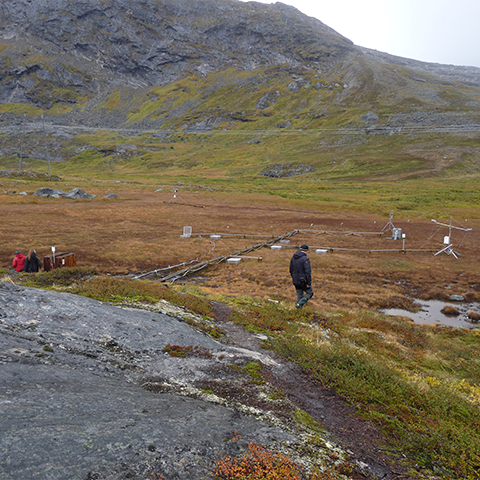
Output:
[361,112,379,124]
[33,187,68,198]
[256,91,279,109]
[287,82,299,92]
[449,294,465,301]
[65,188,96,200]
[467,311,480,322]
[115,144,137,153]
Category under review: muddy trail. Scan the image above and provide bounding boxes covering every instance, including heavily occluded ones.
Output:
[210,302,415,480]
[0,282,415,480]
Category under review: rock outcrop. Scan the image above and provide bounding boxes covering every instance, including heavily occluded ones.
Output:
[0,281,295,479]
[33,187,96,198]
[0,0,353,107]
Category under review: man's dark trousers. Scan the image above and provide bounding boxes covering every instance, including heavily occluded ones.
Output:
[295,285,313,308]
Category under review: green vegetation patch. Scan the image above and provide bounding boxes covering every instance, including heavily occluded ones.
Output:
[19,269,213,319]
[271,311,480,479]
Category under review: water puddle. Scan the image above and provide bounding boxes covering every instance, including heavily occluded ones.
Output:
[381,300,480,328]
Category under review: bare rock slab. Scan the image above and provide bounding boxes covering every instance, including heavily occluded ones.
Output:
[0,282,292,480]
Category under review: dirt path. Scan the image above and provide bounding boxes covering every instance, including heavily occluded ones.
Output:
[210,301,417,480]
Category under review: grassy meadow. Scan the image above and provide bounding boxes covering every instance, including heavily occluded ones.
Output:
[2,161,480,478]
[1,68,480,477]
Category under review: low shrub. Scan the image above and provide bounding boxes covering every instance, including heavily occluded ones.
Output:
[441,305,460,316]
[229,302,314,333]
[213,442,303,480]
[162,344,212,358]
[213,442,346,480]
[69,276,212,317]
[467,311,480,322]
[22,266,98,287]
[271,321,480,479]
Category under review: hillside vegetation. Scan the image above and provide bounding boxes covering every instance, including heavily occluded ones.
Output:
[0,0,479,183]
[1,1,480,479]
[1,57,479,181]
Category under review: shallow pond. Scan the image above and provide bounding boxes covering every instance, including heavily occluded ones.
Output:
[381,300,480,328]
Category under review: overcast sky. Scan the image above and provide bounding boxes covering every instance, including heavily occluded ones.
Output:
[238,0,480,68]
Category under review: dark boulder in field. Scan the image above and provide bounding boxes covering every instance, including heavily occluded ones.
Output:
[33,187,68,197]
[33,187,96,199]
[65,187,96,199]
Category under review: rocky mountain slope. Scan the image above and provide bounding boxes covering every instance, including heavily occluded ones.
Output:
[0,0,479,178]
[1,0,478,121]
[0,0,352,108]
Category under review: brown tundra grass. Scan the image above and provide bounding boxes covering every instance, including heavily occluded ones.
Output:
[1,181,480,310]
[3,177,480,479]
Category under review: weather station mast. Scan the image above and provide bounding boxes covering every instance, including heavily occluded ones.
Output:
[431,217,472,258]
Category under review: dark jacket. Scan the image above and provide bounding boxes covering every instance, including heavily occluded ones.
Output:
[289,250,312,287]
[25,253,41,273]
[12,253,26,272]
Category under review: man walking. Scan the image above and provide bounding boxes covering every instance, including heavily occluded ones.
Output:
[289,244,313,309]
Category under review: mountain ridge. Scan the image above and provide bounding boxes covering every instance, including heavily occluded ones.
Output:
[0,0,354,88]
[0,0,479,181]
[2,0,478,112]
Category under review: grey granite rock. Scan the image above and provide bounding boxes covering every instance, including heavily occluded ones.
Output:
[0,282,293,480]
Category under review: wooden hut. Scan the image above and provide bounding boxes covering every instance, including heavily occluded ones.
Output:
[43,252,76,272]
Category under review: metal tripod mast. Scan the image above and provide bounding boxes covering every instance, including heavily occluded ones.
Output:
[382,211,395,232]
[431,217,472,258]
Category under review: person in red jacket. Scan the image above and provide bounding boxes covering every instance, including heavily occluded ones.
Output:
[12,250,26,272]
